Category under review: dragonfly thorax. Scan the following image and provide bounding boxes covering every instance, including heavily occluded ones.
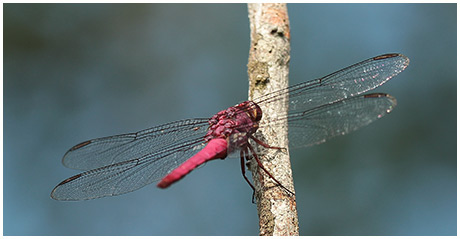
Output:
[204,101,262,147]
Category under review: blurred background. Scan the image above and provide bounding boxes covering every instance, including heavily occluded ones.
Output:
[4,3,456,236]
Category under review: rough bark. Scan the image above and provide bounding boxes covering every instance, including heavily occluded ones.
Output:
[247,3,299,236]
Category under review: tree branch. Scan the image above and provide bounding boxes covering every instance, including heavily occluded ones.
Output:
[247,3,299,236]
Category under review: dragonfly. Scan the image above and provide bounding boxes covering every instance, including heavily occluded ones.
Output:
[51,53,409,201]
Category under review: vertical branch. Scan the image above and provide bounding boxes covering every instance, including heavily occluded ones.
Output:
[247,3,299,236]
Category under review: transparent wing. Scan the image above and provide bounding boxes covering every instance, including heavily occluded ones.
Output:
[51,123,209,200]
[255,54,409,113]
[62,118,209,170]
[284,93,397,148]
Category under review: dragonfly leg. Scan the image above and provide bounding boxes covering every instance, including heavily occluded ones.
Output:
[240,148,256,203]
[250,136,287,152]
[247,143,294,196]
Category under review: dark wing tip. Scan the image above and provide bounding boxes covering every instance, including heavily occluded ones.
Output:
[373,53,401,60]
[69,140,92,151]
[50,174,83,200]
[61,140,93,167]
[363,92,390,98]
[56,174,82,186]
[373,53,410,67]
[363,93,397,112]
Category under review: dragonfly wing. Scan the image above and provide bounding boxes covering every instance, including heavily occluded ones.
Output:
[62,118,209,170]
[285,93,397,148]
[255,54,409,113]
[51,136,207,200]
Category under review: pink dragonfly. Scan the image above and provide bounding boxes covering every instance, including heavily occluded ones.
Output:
[51,53,409,201]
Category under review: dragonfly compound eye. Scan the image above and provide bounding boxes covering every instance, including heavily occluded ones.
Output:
[246,101,262,122]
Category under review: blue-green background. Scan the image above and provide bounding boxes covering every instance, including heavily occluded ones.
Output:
[4,4,456,236]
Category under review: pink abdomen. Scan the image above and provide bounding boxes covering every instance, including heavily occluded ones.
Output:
[157,138,228,188]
